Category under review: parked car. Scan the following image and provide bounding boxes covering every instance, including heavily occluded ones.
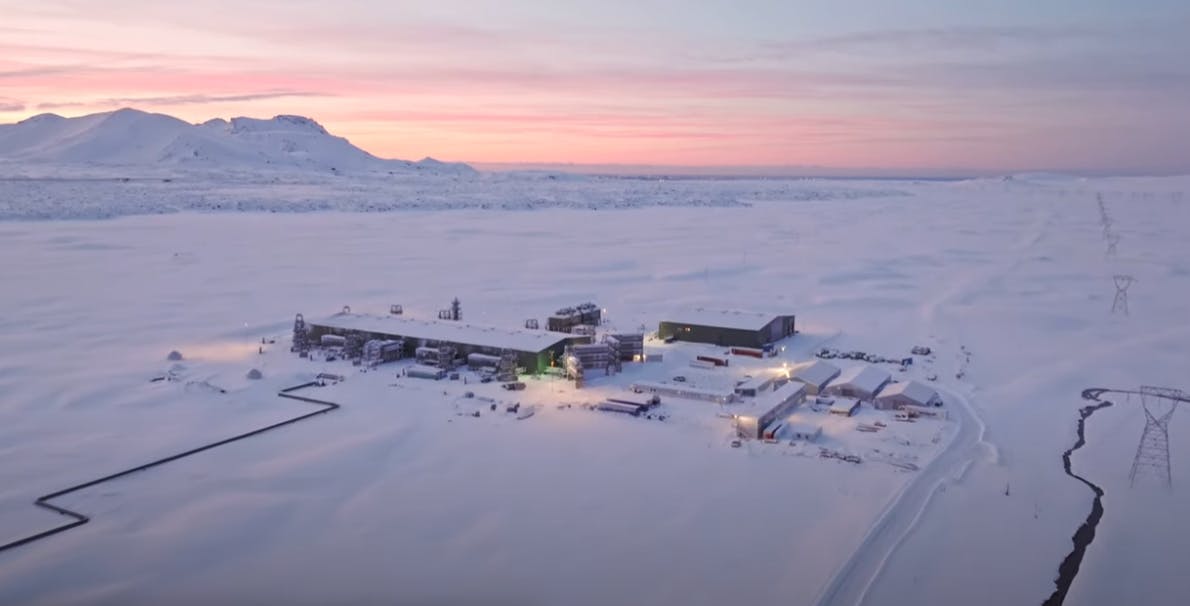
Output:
[673,375,687,383]
[502,381,526,391]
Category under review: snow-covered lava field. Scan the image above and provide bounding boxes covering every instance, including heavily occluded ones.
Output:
[1,173,1188,605]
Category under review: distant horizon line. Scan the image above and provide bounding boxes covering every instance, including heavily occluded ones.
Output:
[467,162,1180,180]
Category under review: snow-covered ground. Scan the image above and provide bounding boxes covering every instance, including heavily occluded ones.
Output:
[0,170,910,219]
[0,174,1187,605]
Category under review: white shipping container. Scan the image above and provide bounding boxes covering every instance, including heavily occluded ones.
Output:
[406,364,446,380]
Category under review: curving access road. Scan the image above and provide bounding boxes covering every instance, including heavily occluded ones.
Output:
[814,384,988,606]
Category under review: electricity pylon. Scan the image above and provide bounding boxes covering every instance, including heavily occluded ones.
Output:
[1129,386,1183,488]
[1111,275,1135,315]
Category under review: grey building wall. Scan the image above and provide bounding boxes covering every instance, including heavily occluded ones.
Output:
[876,393,942,410]
[658,314,795,348]
[658,322,761,347]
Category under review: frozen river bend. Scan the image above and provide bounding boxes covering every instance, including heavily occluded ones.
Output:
[0,174,1188,605]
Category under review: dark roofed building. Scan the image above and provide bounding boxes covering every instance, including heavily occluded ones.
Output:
[658,308,795,348]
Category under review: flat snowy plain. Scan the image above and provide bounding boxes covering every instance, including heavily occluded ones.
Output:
[0,172,1187,605]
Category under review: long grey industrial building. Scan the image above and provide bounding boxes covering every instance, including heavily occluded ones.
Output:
[658,308,796,348]
[307,313,586,374]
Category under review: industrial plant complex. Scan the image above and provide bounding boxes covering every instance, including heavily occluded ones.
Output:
[305,312,584,375]
[288,300,946,453]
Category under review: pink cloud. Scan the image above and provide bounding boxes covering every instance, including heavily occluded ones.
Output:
[4,7,1184,173]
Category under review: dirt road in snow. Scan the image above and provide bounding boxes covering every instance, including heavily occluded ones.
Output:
[813,383,986,606]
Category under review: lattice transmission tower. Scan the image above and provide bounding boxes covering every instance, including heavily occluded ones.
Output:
[1105,233,1121,258]
[292,313,310,356]
[1129,386,1184,488]
[1111,275,1135,315]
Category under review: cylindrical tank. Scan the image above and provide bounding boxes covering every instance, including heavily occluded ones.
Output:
[406,364,445,380]
[467,353,502,368]
[321,334,346,347]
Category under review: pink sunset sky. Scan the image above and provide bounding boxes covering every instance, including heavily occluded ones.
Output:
[3,0,1189,174]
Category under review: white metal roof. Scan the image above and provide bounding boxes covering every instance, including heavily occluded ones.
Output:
[737,371,783,391]
[663,307,791,332]
[756,380,806,409]
[832,365,892,394]
[789,360,841,387]
[877,380,940,405]
[311,313,578,353]
[630,380,736,399]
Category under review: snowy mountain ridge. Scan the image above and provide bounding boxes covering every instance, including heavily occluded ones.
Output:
[0,108,474,175]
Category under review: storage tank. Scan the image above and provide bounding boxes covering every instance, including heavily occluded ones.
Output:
[321,334,346,347]
[467,353,502,368]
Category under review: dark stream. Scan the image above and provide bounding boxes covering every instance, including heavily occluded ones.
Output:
[1042,391,1113,605]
